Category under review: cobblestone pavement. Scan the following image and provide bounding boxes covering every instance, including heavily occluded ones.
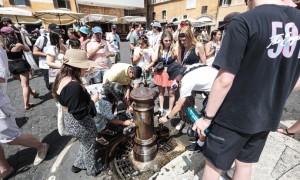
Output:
[3,42,300,180]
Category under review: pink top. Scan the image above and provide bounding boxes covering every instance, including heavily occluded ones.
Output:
[86,38,112,69]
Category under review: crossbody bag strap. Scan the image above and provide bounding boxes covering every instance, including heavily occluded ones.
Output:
[183,64,207,76]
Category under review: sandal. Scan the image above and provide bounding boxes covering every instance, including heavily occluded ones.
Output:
[0,167,15,180]
[32,90,39,98]
[277,128,295,138]
[96,136,109,145]
[25,104,35,110]
[99,129,116,136]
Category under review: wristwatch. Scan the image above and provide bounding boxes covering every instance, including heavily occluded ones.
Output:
[201,110,215,120]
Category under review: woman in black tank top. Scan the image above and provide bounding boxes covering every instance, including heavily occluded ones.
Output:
[177,27,206,67]
[3,32,39,110]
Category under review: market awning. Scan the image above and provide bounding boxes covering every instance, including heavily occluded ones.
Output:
[35,10,84,25]
[119,16,146,24]
[76,0,144,10]
[82,14,118,23]
[0,7,41,24]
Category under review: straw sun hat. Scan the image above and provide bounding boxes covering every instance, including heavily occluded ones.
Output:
[63,49,96,69]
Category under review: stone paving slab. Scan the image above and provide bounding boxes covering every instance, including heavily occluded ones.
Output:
[151,130,300,180]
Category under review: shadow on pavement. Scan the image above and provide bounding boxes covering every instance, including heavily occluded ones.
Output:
[34,91,53,107]
[15,117,29,128]
[6,130,72,178]
[42,129,72,160]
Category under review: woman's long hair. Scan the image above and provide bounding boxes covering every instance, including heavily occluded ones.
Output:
[158,30,176,59]
[2,33,18,52]
[177,27,197,62]
[102,82,125,103]
[50,31,60,53]
[52,64,82,101]
[210,30,220,41]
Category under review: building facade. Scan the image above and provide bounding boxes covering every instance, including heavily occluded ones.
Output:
[147,0,219,25]
[2,0,77,12]
[146,0,249,30]
[217,0,247,26]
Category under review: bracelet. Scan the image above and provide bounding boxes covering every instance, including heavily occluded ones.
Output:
[201,110,215,120]
[166,115,170,120]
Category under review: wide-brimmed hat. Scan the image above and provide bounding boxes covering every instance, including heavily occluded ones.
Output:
[63,49,96,69]
[167,62,186,80]
[218,12,240,31]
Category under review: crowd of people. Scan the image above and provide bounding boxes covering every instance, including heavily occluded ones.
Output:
[0,0,300,179]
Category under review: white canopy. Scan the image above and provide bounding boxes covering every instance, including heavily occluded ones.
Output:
[82,14,118,23]
[76,0,144,10]
[119,16,146,24]
[0,7,41,24]
[173,18,204,27]
[35,10,84,25]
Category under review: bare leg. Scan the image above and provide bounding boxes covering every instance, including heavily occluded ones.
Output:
[202,160,222,180]
[232,159,252,180]
[168,87,175,111]
[18,73,34,108]
[158,86,165,110]
[0,145,10,173]
[278,119,300,135]
[7,134,43,150]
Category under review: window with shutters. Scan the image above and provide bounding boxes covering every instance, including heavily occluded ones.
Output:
[220,0,231,6]
[10,0,31,6]
[162,10,166,20]
[152,12,156,21]
[183,14,188,19]
[201,6,207,14]
[53,0,71,9]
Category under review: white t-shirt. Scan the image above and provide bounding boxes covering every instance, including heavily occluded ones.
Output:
[34,34,51,69]
[133,47,153,69]
[180,64,218,98]
[106,32,120,52]
[46,45,64,65]
[149,32,162,49]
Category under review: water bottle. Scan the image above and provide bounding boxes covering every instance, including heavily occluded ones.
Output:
[186,107,209,136]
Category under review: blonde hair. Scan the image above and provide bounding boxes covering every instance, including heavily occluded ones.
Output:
[177,27,198,62]
[158,30,176,59]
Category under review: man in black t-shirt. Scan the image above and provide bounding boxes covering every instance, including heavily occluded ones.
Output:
[192,0,300,179]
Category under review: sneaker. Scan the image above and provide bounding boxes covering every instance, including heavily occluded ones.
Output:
[71,166,84,173]
[96,136,109,145]
[175,121,185,130]
[34,143,49,166]
[188,136,197,143]
[185,143,203,152]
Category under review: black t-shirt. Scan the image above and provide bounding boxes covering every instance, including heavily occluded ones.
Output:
[58,81,96,120]
[213,4,300,134]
